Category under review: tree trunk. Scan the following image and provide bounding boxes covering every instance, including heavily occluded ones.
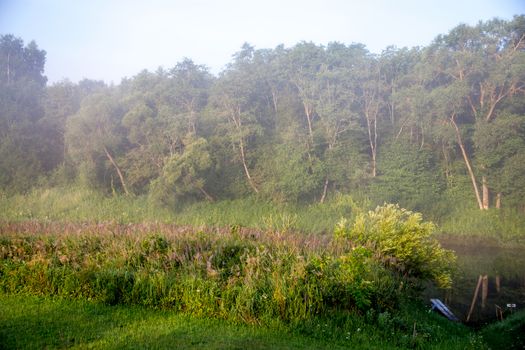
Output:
[271,89,278,115]
[6,52,11,84]
[199,187,214,202]
[303,102,314,143]
[103,146,130,196]
[228,104,259,195]
[319,177,329,203]
[481,275,488,309]
[442,142,451,180]
[239,138,259,194]
[451,117,483,209]
[371,121,377,178]
[496,193,501,209]
[482,176,489,210]
[189,108,196,134]
[371,149,377,177]
[366,112,377,177]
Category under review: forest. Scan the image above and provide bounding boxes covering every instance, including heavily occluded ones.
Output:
[1,16,525,226]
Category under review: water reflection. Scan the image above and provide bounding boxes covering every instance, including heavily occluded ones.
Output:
[426,239,525,325]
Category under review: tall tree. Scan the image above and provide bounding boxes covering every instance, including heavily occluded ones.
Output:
[166,58,212,135]
[210,44,268,194]
[150,136,214,205]
[428,16,525,209]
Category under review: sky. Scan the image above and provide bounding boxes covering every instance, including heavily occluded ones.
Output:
[1,0,524,84]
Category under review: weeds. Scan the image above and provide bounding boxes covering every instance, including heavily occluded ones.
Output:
[0,206,454,326]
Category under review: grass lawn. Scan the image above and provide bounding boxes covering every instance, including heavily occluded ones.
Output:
[0,294,376,350]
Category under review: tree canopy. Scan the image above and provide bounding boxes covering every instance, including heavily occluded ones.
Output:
[1,16,524,215]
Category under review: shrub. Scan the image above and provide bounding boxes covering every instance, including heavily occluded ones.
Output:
[335,204,456,289]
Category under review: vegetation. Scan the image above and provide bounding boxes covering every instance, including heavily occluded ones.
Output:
[1,206,498,349]
[0,205,453,321]
[0,293,485,350]
[480,309,525,350]
[1,186,524,242]
[1,16,525,229]
[1,207,523,349]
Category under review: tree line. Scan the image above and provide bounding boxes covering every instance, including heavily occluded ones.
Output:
[1,16,524,215]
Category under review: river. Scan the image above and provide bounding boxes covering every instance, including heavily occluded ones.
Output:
[426,237,525,325]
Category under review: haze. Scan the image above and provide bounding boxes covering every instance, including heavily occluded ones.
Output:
[1,0,523,84]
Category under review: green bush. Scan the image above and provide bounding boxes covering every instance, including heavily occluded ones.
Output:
[335,204,456,289]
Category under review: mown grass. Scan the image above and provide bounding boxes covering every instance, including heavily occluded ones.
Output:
[0,293,485,350]
[0,293,351,350]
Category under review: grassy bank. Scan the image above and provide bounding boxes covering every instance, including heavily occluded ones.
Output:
[1,207,451,324]
[480,309,525,350]
[1,203,523,348]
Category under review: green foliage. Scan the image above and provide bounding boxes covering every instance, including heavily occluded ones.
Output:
[371,140,444,212]
[150,136,214,206]
[500,152,525,208]
[0,217,445,325]
[3,17,525,215]
[0,35,48,193]
[439,207,525,241]
[259,143,322,203]
[336,204,456,289]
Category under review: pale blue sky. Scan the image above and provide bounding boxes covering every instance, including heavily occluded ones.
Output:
[1,0,523,84]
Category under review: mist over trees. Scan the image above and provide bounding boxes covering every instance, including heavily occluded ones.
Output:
[1,16,524,216]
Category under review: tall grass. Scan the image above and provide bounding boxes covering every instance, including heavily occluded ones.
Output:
[480,309,525,349]
[1,186,524,242]
[438,207,525,242]
[173,193,357,234]
[1,205,455,327]
[0,186,173,223]
[0,222,393,323]
[0,220,486,349]
[0,186,357,233]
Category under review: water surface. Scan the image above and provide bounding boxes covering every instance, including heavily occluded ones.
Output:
[428,238,525,325]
